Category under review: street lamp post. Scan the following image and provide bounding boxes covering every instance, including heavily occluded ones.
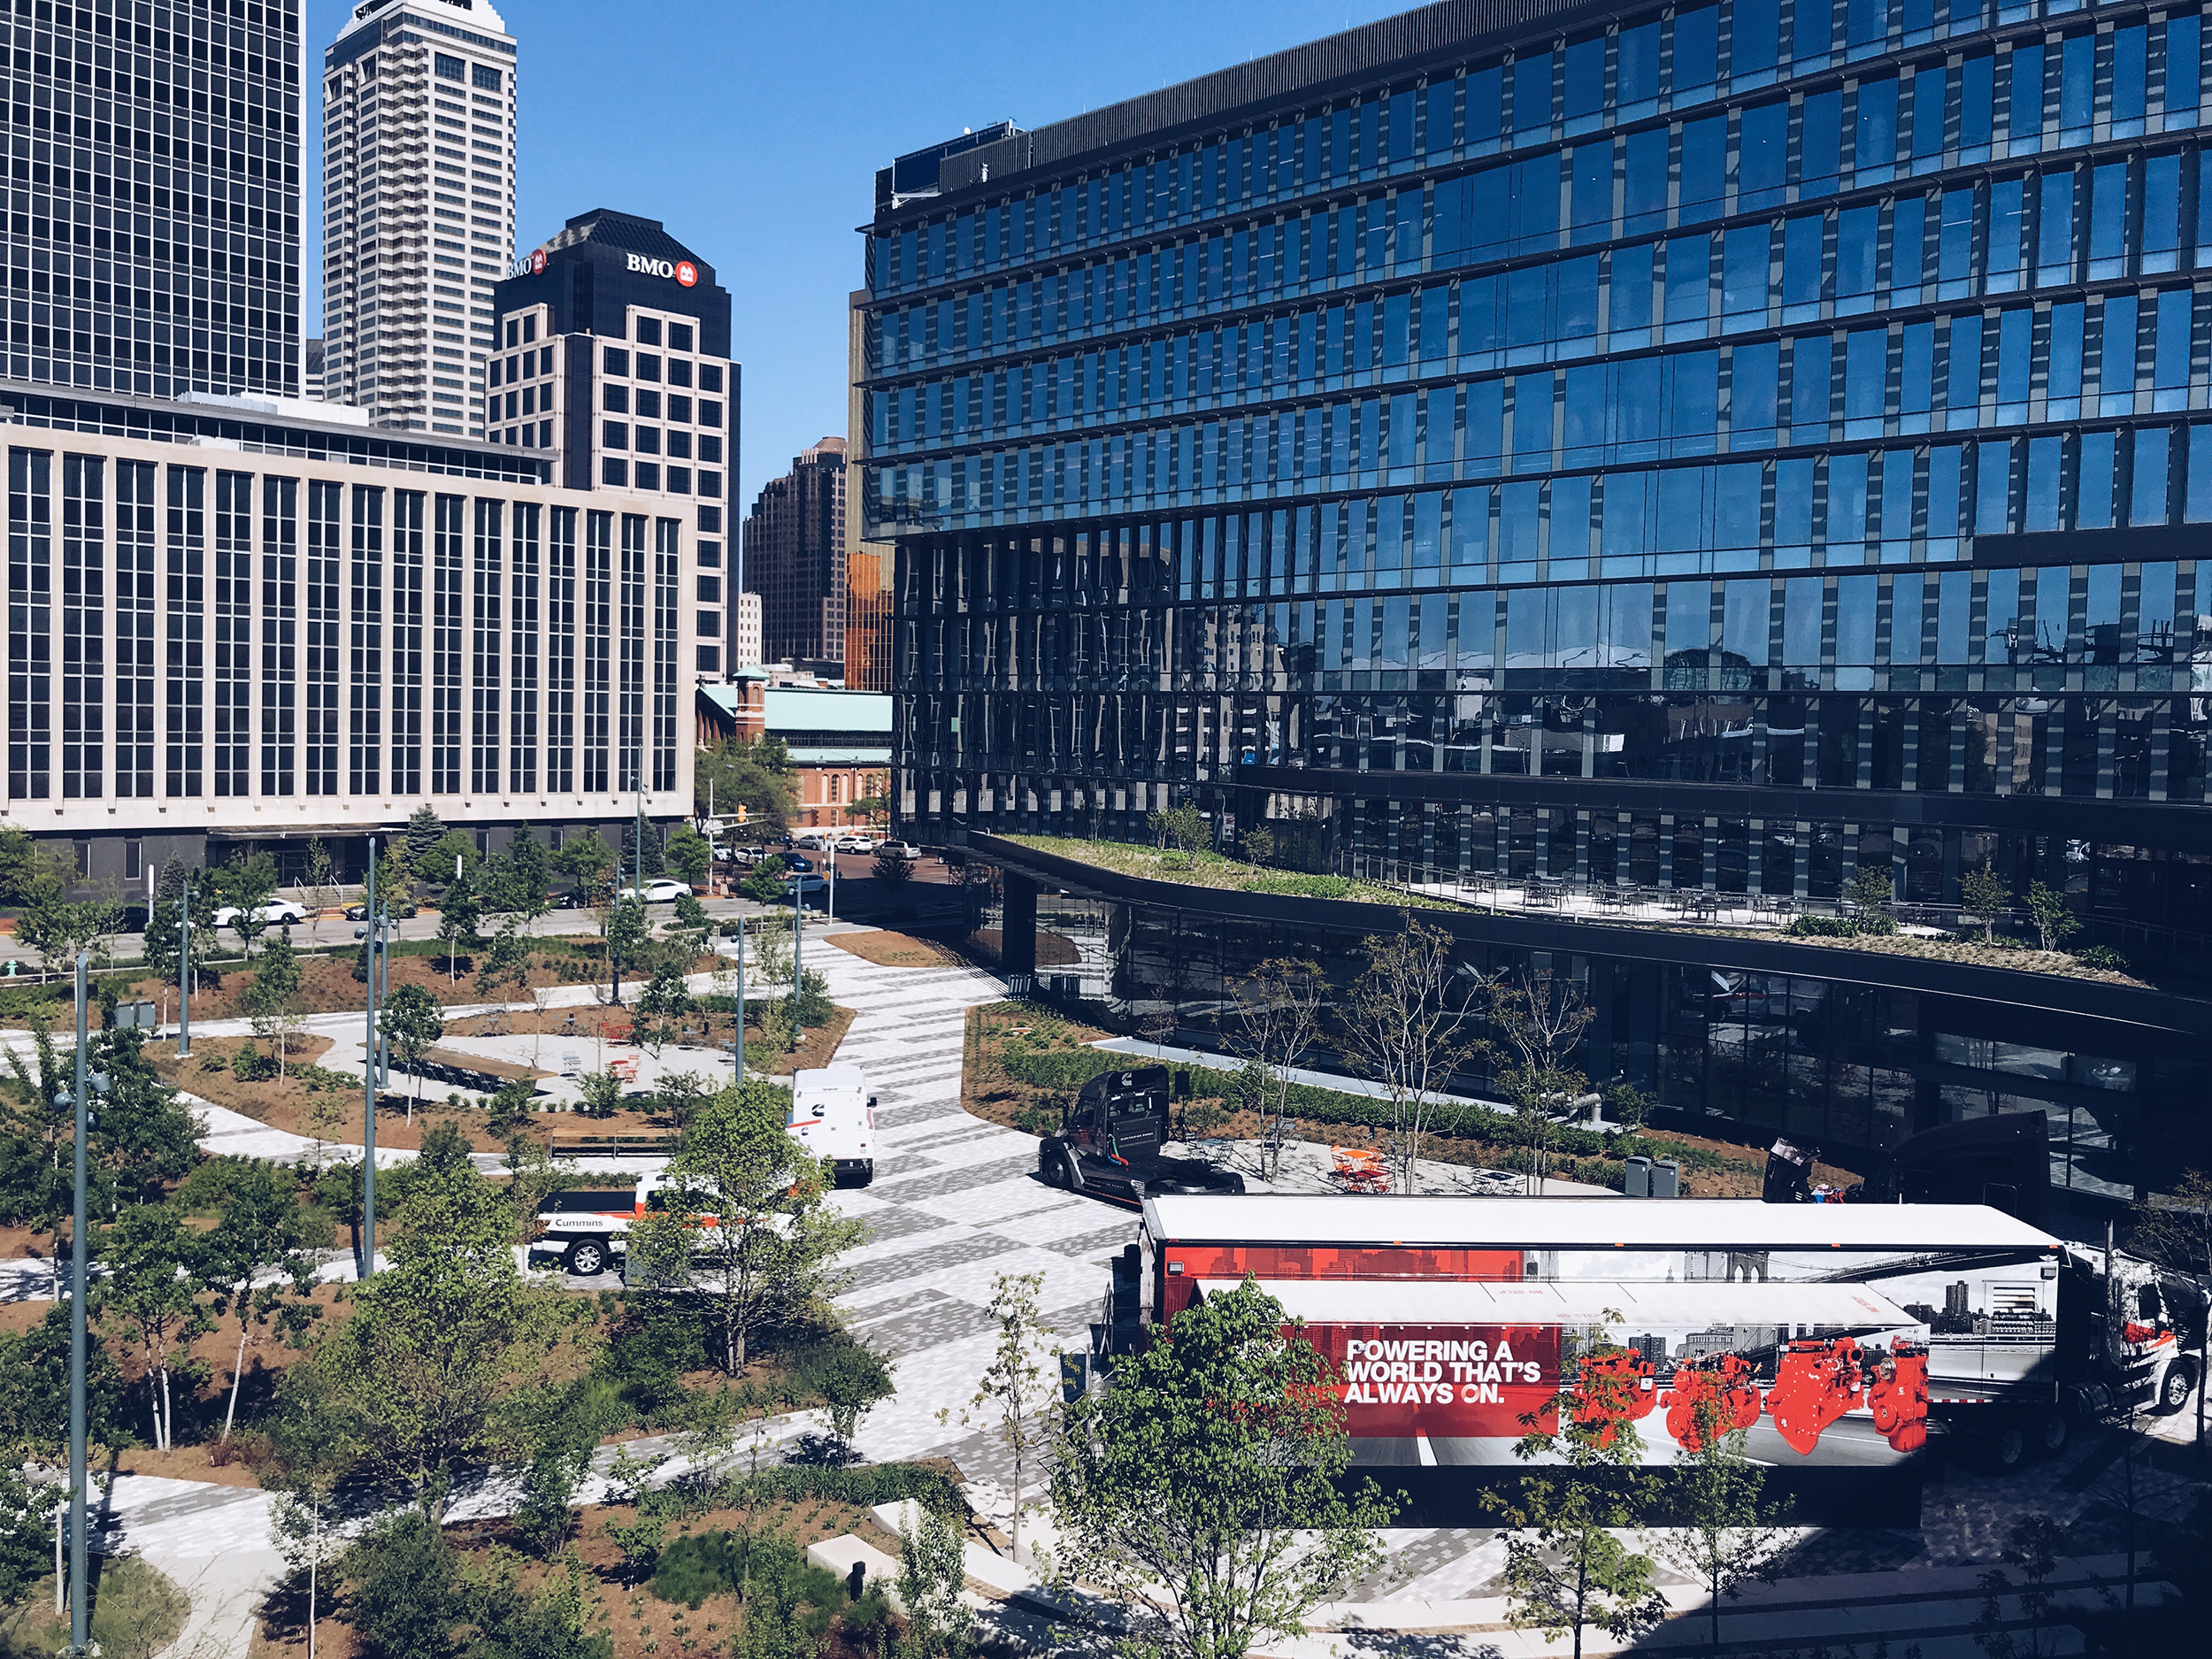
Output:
[177,882,195,1057]
[63,953,108,1655]
[733,916,747,1082]
[359,840,379,1280]
[790,878,804,1048]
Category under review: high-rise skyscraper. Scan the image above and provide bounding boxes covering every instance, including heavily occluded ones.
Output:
[860,0,2211,1206]
[7,0,305,398]
[744,438,849,673]
[319,0,518,435]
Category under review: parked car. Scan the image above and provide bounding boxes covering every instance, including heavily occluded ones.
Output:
[620,879,692,904]
[343,901,419,921]
[784,872,829,896]
[834,834,878,854]
[782,856,816,874]
[881,841,925,860]
[213,899,309,928]
[790,833,833,851]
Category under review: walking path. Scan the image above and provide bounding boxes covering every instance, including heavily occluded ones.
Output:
[5,937,2202,1656]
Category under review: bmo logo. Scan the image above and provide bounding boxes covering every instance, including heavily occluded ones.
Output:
[627,253,699,287]
[507,247,548,279]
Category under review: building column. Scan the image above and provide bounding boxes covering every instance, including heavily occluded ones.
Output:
[1002,872,1038,982]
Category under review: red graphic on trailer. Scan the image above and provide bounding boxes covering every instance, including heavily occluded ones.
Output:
[1287,1321,1929,1459]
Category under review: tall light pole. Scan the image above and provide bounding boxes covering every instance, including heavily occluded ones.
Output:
[358,840,379,1281]
[790,877,804,1048]
[177,880,195,1058]
[732,916,747,1082]
[66,954,88,1652]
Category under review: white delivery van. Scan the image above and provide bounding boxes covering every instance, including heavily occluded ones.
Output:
[789,1063,877,1187]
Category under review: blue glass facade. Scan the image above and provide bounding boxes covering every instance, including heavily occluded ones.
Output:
[861,0,2212,941]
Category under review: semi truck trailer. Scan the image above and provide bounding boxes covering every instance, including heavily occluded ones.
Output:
[1122,1194,2201,1473]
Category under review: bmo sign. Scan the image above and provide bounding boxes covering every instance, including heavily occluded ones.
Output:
[628,252,699,288]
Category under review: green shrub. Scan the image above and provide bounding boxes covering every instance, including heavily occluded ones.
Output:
[2071,944,2131,972]
[231,1042,277,1081]
[649,1529,749,1609]
[1239,872,1355,900]
[1784,915,1860,938]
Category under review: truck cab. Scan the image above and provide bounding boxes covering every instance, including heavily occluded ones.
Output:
[789,1063,876,1187]
[1039,1064,1244,1206]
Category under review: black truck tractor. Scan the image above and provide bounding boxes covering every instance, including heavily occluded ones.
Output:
[1039,1064,1246,1207]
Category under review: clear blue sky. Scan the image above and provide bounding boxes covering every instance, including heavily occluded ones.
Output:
[305,0,1406,511]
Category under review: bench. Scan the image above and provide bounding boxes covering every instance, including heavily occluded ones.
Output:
[549,1133,678,1160]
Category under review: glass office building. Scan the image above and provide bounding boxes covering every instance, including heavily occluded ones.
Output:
[857,0,2212,1197]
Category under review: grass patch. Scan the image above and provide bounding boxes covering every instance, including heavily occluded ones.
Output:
[998,833,1455,908]
[0,1557,189,1659]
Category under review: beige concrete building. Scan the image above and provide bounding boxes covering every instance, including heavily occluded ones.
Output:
[319,0,518,436]
[0,384,691,886]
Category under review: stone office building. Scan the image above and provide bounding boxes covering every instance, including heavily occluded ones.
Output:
[2,383,694,884]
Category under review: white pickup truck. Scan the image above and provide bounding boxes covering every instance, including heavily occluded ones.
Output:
[789,1064,877,1187]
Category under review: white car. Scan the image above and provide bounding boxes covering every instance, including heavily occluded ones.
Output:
[835,835,878,854]
[784,872,829,896]
[881,841,925,860]
[212,899,309,928]
[619,879,692,904]
[790,833,832,851]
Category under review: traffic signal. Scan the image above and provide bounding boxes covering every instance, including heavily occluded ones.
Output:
[736,804,749,824]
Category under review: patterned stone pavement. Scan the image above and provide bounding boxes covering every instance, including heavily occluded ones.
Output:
[807,944,1140,1493]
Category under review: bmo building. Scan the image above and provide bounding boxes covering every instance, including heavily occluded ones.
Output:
[491,208,741,670]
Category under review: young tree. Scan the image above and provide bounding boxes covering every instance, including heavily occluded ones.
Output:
[634,957,693,1056]
[1649,1394,1795,1651]
[895,1500,972,1659]
[872,844,915,895]
[244,927,307,1078]
[1338,916,1486,1194]
[1486,1325,1669,1659]
[742,854,790,907]
[575,1069,626,1119]
[12,847,126,969]
[1228,957,1328,1166]
[939,1271,1059,1562]
[2025,879,2080,952]
[212,851,281,959]
[403,803,449,867]
[1148,801,1209,861]
[1961,858,2010,943]
[0,826,46,905]
[629,1074,864,1374]
[1489,969,1597,1194]
[553,827,617,907]
[603,895,650,1002]
[310,1133,588,1523]
[621,816,666,879]
[434,863,483,980]
[1847,860,1893,920]
[383,981,447,1123]
[472,918,533,1009]
[1972,1513,2070,1659]
[139,854,191,990]
[301,836,338,944]
[1048,1278,1394,1659]
[97,1201,213,1451]
[664,824,712,886]
[203,1161,321,1442]
[503,823,552,922]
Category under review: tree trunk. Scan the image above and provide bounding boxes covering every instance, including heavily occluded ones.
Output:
[308,1540,318,1659]
[160,1363,173,1452]
[222,1310,250,1441]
